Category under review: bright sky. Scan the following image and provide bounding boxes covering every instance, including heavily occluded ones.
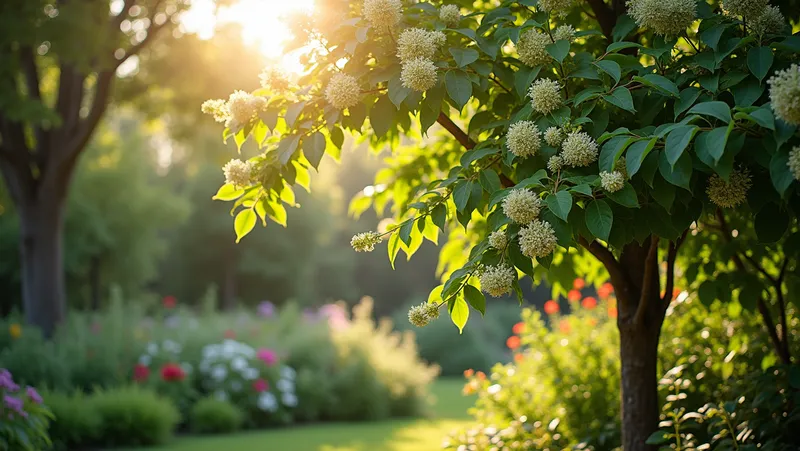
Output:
[180,0,315,73]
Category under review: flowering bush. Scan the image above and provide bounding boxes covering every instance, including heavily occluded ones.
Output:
[0,369,52,451]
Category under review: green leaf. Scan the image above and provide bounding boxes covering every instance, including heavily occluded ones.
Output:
[625,137,657,177]
[213,184,245,201]
[698,280,717,306]
[694,126,730,165]
[731,77,763,107]
[431,203,447,231]
[515,66,541,98]
[645,431,670,445]
[399,220,414,245]
[612,15,637,41]
[450,47,480,67]
[755,203,789,243]
[606,41,641,53]
[747,46,773,82]
[651,174,675,211]
[546,40,570,63]
[546,191,572,221]
[453,180,472,212]
[303,132,327,170]
[594,60,621,84]
[608,183,639,207]
[634,74,679,97]
[449,296,470,333]
[699,73,720,93]
[388,75,411,107]
[284,101,306,127]
[234,209,257,243]
[665,125,699,166]
[599,135,634,172]
[277,135,301,165]
[445,70,473,109]
[674,87,702,119]
[604,87,635,113]
[687,101,732,123]
[370,96,396,137]
[769,151,794,196]
[699,23,729,50]
[658,150,692,191]
[387,234,401,269]
[480,169,502,193]
[463,285,486,315]
[747,107,775,130]
[585,199,613,241]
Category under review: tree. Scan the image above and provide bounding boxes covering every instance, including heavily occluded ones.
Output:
[203,0,799,449]
[0,0,192,335]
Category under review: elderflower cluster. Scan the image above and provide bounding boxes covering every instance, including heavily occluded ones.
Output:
[768,64,800,125]
[544,127,565,147]
[502,189,542,224]
[561,131,599,167]
[363,0,402,29]
[350,231,382,252]
[479,264,515,297]
[529,79,562,115]
[408,302,440,327]
[439,4,461,26]
[506,121,542,158]
[750,5,786,37]
[397,28,445,62]
[325,73,361,110]
[519,220,557,259]
[547,155,563,173]
[201,99,228,123]
[516,29,551,67]
[401,57,438,92]
[627,0,697,36]
[788,146,800,181]
[227,90,267,127]
[600,171,625,192]
[553,25,576,42]
[259,67,289,91]
[722,0,768,18]
[707,168,752,208]
[223,159,254,187]
[488,230,508,250]
[537,0,575,18]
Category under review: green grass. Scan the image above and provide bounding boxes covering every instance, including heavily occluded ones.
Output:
[123,378,474,451]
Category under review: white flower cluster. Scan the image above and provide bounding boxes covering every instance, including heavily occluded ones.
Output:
[528,79,562,115]
[325,73,361,110]
[439,4,461,26]
[397,28,444,92]
[553,24,576,42]
[223,159,254,188]
[502,189,542,224]
[722,0,768,18]
[627,0,697,36]
[259,67,289,92]
[201,91,267,130]
[560,131,599,167]
[488,230,508,250]
[138,340,190,374]
[258,366,298,412]
[519,219,558,259]
[363,0,403,29]
[537,0,575,18]
[401,58,439,92]
[479,264,515,297]
[408,302,440,327]
[750,5,785,37]
[600,170,625,192]
[768,64,800,126]
[789,146,800,181]
[547,155,563,173]
[351,231,382,252]
[706,168,752,208]
[544,127,565,147]
[506,121,542,158]
[516,29,551,67]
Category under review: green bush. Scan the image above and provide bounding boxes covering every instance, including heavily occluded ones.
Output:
[90,385,180,447]
[190,397,244,434]
[44,390,101,451]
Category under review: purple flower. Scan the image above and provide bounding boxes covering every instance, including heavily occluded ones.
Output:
[257,301,275,318]
[0,369,19,392]
[3,395,27,417]
[26,387,42,404]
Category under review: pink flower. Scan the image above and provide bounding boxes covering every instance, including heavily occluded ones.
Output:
[252,378,269,392]
[257,348,277,366]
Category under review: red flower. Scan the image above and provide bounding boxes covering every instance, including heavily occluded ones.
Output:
[608,307,618,318]
[573,278,586,290]
[558,320,571,334]
[224,329,236,339]
[133,364,150,382]
[581,296,598,309]
[160,363,185,382]
[512,322,525,335]
[252,379,269,393]
[506,335,521,350]
[543,300,560,315]
[598,282,614,299]
[567,289,581,301]
[162,296,177,309]
[514,353,525,363]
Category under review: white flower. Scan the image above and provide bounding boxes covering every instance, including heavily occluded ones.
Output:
[280,366,296,381]
[277,379,295,393]
[519,219,558,258]
[325,73,361,110]
[401,57,438,92]
[722,0,768,18]
[547,155,563,173]
[258,392,278,412]
[516,29,551,67]
[600,171,625,192]
[487,384,502,395]
[561,131,599,167]
[202,345,219,360]
[222,159,253,188]
[789,146,800,181]
[397,28,442,62]
[282,393,299,407]
[750,5,786,37]
[146,343,159,355]
[201,99,228,123]
[502,189,542,224]
[231,357,248,372]
[226,90,266,126]
[707,168,752,208]
[479,264,516,298]
[488,230,508,250]
[243,367,259,380]
[163,340,181,354]
[260,67,289,91]
[439,5,461,26]
[408,303,431,327]
[538,0,575,18]
[627,0,697,36]
[211,365,228,381]
[544,127,565,147]
[529,79,562,115]
[138,354,152,366]
[363,0,402,29]
[351,231,382,252]
[506,121,542,158]
[553,25,576,42]
[199,361,210,373]
[768,64,800,125]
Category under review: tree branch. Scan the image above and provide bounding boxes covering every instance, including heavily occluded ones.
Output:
[114,1,170,69]
[585,0,618,39]
[436,111,474,150]
[661,230,687,310]
[634,235,659,326]
[578,236,638,319]
[62,71,114,166]
[20,47,41,101]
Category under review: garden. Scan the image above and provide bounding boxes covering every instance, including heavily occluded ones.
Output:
[2,0,800,450]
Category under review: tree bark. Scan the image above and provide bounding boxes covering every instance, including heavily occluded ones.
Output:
[18,195,68,337]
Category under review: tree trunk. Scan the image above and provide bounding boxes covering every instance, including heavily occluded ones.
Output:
[619,313,662,451]
[18,196,67,337]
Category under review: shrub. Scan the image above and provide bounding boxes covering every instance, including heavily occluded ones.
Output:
[0,369,52,451]
[89,385,180,447]
[44,390,101,451]
[190,397,244,434]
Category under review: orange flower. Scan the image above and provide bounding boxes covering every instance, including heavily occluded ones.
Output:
[608,307,618,318]
[463,368,474,378]
[514,353,525,363]
[9,323,21,339]
[581,296,598,309]
[544,300,560,315]
[512,322,525,335]
[506,335,521,350]
[673,288,682,299]
[558,320,571,333]
[463,381,477,395]
[476,371,486,381]
[598,282,614,299]
[573,278,585,290]
[567,289,581,301]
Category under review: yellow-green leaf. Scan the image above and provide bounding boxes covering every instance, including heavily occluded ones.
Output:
[449,295,470,333]
[234,208,257,243]
[213,184,245,201]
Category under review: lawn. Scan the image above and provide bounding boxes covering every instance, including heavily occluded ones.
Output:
[125,378,474,451]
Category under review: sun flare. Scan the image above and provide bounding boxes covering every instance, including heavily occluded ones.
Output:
[181,0,315,74]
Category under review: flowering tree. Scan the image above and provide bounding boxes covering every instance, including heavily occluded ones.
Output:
[203,0,799,448]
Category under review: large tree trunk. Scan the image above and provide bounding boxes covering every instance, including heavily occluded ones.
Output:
[18,195,68,337]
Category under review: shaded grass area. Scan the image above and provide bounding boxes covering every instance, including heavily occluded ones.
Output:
[122,378,474,451]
